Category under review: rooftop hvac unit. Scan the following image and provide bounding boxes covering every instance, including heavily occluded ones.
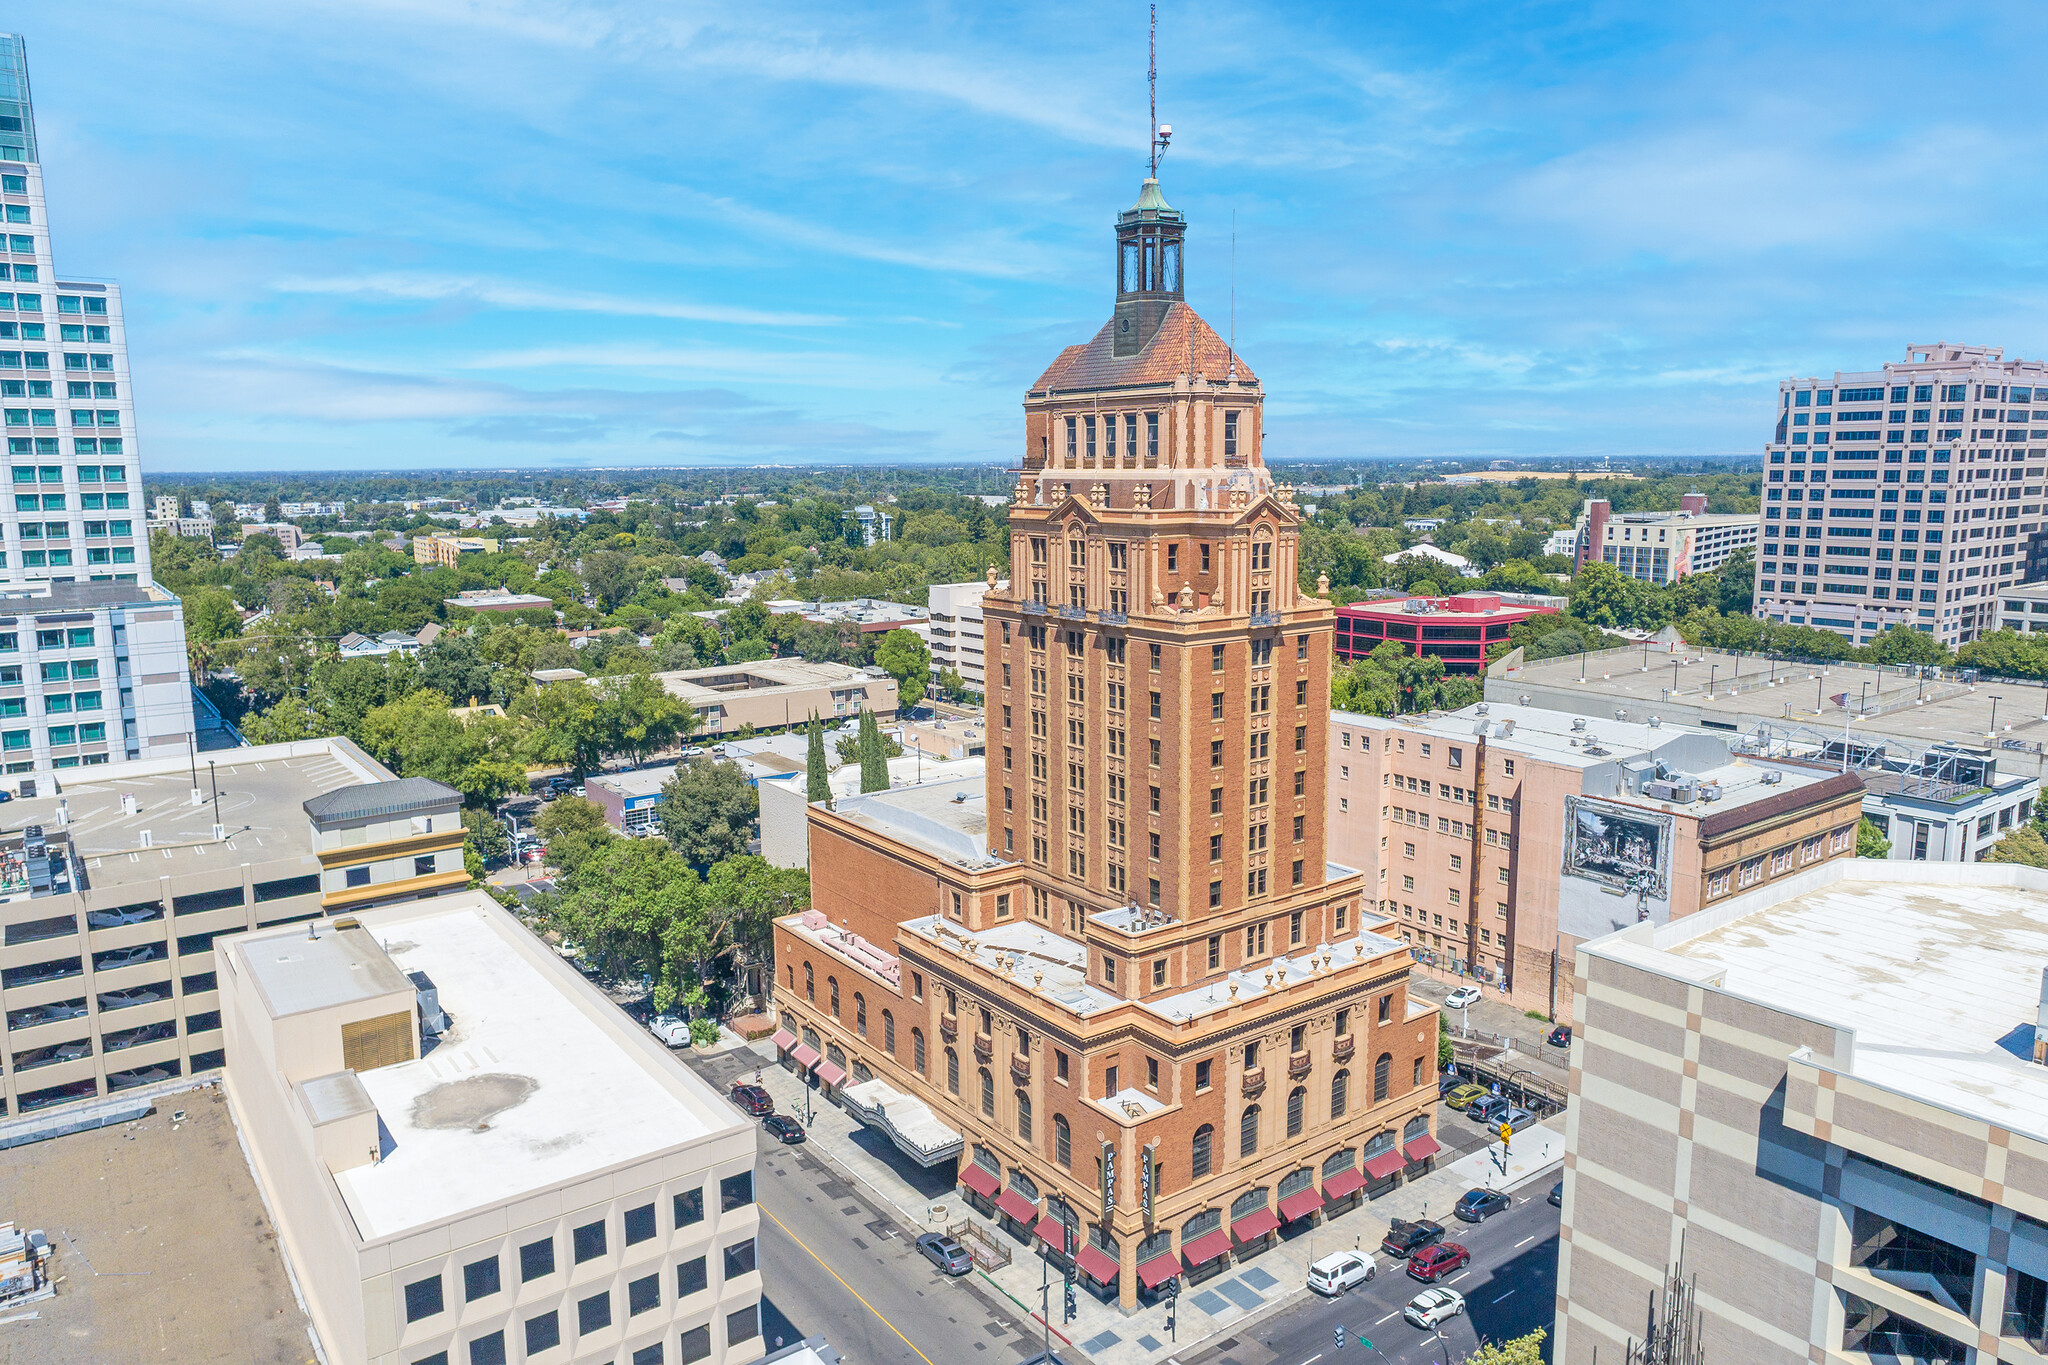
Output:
[1760,770,1784,786]
[1645,778,1697,803]
[1571,718,1587,732]
[1698,782,1723,801]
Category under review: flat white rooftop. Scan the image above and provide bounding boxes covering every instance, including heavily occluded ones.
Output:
[1599,863,2048,1142]
[332,902,713,1242]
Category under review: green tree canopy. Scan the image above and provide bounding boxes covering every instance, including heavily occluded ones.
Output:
[535,795,613,878]
[873,628,932,702]
[658,758,759,868]
[1986,826,2048,869]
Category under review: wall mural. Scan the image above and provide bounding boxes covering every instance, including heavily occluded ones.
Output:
[1562,796,1672,899]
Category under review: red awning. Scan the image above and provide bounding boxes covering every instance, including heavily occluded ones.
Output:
[1075,1243,1120,1283]
[1321,1167,1367,1201]
[815,1060,846,1089]
[1179,1229,1232,1266]
[1137,1253,1182,1289]
[770,1028,796,1050]
[958,1164,999,1198]
[995,1189,1039,1224]
[1403,1133,1444,1163]
[790,1043,821,1069]
[1278,1188,1323,1223]
[1035,1215,1071,1248]
[1363,1149,1407,1181]
[1230,1208,1280,1243]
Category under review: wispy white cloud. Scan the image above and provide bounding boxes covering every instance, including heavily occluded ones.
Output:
[273,273,840,327]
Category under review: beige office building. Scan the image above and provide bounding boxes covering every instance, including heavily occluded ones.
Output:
[0,738,466,1121]
[655,659,897,737]
[1558,859,2048,1363]
[222,890,763,1365]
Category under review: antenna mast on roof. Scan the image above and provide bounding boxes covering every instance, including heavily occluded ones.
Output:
[1148,4,1171,175]
[1228,210,1237,380]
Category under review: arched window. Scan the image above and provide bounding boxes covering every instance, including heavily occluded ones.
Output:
[1231,1187,1269,1222]
[854,993,866,1036]
[829,977,840,1017]
[980,1068,995,1117]
[946,1048,959,1094]
[1286,1086,1306,1137]
[1239,1104,1260,1158]
[1373,1052,1392,1103]
[1331,1068,1349,1119]
[804,963,814,1001]
[1403,1113,1431,1142]
[784,963,792,988]
[912,1027,926,1073]
[1054,1114,1072,1168]
[1191,1124,1213,1178]
[880,1009,893,1051]
[1182,1208,1220,1240]
[1017,1091,1032,1142]
[853,1060,873,1085]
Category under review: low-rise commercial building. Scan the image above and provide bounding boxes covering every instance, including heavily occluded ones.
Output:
[445,588,555,614]
[1998,580,2048,633]
[1334,593,1560,674]
[222,890,763,1365]
[0,739,464,1119]
[1557,859,2048,1364]
[1327,703,1866,1020]
[655,660,897,739]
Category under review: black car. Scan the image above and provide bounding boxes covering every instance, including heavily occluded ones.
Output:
[916,1232,972,1275]
[1547,1025,1572,1048]
[1380,1218,1446,1259]
[1454,1188,1512,1223]
[1549,1181,1564,1207]
[762,1114,806,1144]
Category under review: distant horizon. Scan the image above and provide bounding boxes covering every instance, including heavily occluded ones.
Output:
[14,3,2033,471]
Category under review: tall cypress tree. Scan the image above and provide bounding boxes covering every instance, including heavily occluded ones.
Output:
[859,707,889,793]
[805,711,831,806]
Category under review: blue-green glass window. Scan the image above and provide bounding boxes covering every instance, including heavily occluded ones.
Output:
[45,549,68,566]
[37,465,59,482]
[73,691,99,712]
[40,493,62,510]
[43,725,70,746]
[55,296,79,314]
[40,662,65,682]
[8,465,28,483]
[110,547,133,564]
[42,693,67,713]
[101,464,123,482]
[69,660,95,679]
[1,730,27,751]
[65,628,91,648]
[78,723,103,743]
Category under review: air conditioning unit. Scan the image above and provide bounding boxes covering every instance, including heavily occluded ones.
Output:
[1760,770,1784,786]
[1645,779,1697,803]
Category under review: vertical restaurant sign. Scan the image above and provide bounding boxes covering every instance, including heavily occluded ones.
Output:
[1101,1140,1116,1218]
[1141,1142,1156,1219]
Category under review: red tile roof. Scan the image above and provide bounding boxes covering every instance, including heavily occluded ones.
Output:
[1029,303,1255,394]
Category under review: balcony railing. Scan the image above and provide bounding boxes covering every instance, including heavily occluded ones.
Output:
[1288,1051,1313,1080]
[939,1012,958,1039]
[1332,1034,1356,1063]
[1098,609,1128,625]
[1241,1066,1266,1099]
[1058,605,1086,620]
[972,1031,994,1061]
[1021,601,1047,616]
[1009,1052,1031,1083]
[1250,610,1281,628]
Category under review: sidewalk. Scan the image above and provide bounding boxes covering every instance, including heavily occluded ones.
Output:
[734,1043,1565,1365]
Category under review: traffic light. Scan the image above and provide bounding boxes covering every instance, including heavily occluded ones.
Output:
[1064,1283,1076,1321]
[1499,1121,1513,1145]
[1335,1325,1345,1350]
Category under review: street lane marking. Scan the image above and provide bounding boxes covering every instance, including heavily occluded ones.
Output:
[759,1204,938,1365]
[1299,1354,1323,1365]
[1491,1290,1516,1303]
[1374,1311,1398,1324]
[1515,1236,1536,1248]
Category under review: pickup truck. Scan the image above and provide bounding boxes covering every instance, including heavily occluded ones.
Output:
[1380,1218,1446,1260]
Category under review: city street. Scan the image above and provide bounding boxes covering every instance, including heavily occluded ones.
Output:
[683,1046,1054,1365]
[1184,1194,1560,1365]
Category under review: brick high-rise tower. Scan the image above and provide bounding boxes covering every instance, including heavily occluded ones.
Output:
[990,173,1350,990]
[775,178,1437,1309]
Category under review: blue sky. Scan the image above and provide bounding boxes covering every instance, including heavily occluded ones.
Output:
[15,2,2048,471]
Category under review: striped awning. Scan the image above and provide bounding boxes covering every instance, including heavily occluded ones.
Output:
[1403,1133,1443,1163]
[1180,1229,1232,1266]
[770,1028,796,1050]
[1230,1208,1279,1243]
[1364,1149,1407,1181]
[815,1060,846,1088]
[958,1163,999,1198]
[1075,1243,1119,1283]
[790,1043,820,1069]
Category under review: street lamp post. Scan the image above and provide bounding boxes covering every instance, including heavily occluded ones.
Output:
[1991,695,2003,739]
[1708,665,1718,698]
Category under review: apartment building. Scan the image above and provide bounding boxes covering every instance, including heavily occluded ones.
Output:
[1557,859,2048,1364]
[927,575,1006,691]
[0,738,465,1120]
[413,533,498,567]
[0,34,195,771]
[654,660,896,738]
[773,176,1440,1310]
[1573,496,1758,584]
[223,891,763,1365]
[1327,704,1866,1021]
[1755,342,2048,648]
[1996,580,2048,634]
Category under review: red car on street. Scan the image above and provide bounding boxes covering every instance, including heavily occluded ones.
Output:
[1406,1242,1471,1283]
[729,1083,774,1116]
